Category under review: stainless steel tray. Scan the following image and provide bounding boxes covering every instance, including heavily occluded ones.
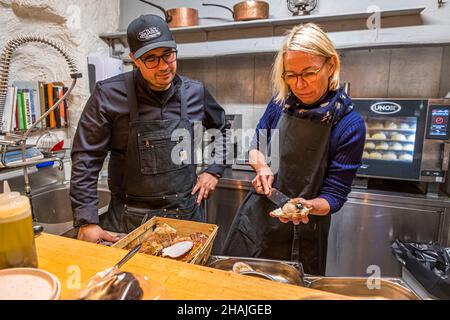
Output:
[208,255,304,286]
[305,277,421,300]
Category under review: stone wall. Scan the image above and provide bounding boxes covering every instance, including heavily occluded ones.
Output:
[0,0,120,141]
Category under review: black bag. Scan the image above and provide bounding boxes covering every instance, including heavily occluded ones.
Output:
[391,240,450,300]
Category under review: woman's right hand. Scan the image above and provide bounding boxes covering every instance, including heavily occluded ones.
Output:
[252,166,274,195]
[249,149,274,195]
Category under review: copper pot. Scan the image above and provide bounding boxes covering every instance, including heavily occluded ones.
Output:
[167,8,199,28]
[139,0,199,28]
[203,1,269,21]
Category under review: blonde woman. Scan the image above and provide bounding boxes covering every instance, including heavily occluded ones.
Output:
[223,24,366,275]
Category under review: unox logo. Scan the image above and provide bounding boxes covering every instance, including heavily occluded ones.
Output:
[138,27,161,41]
[370,102,402,115]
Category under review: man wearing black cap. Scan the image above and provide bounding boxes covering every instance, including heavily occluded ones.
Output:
[70,15,230,243]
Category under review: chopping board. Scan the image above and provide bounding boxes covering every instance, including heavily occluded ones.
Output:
[35,233,352,300]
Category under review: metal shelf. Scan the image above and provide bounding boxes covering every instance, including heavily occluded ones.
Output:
[100,6,432,59]
[100,6,425,39]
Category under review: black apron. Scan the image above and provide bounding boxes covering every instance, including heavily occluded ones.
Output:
[100,72,205,233]
[223,107,348,276]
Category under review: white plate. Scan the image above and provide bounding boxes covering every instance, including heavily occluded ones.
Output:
[0,268,61,300]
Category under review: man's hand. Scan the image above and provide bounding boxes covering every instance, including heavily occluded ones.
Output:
[77,224,121,243]
[252,166,274,196]
[192,172,219,205]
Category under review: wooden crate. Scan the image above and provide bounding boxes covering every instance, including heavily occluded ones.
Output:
[112,217,218,266]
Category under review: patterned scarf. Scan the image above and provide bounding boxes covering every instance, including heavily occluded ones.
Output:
[283,87,354,125]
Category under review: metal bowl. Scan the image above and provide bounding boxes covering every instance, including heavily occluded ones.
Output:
[208,255,304,286]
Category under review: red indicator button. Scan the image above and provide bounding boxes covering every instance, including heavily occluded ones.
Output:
[436,117,444,124]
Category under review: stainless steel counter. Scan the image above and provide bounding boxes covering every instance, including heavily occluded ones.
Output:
[207,168,450,277]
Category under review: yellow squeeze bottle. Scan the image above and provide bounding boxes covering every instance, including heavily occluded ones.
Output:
[0,181,38,269]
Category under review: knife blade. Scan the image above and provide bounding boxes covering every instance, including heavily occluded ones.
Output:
[267,188,308,213]
[267,188,291,208]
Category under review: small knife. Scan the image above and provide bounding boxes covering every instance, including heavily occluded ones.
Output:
[267,188,312,219]
[267,188,303,211]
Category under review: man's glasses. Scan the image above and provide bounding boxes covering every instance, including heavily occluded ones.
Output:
[140,50,178,69]
[282,58,329,85]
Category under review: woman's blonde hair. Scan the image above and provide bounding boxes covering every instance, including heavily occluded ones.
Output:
[272,23,341,103]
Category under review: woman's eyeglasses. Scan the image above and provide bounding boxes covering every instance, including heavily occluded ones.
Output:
[140,50,178,69]
[282,59,329,85]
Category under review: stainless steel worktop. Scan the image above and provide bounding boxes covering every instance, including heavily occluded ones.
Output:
[218,168,450,207]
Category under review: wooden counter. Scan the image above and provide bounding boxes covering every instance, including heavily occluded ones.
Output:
[35,233,350,300]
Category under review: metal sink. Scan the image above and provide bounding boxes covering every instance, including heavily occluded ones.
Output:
[31,183,110,235]
[305,277,421,300]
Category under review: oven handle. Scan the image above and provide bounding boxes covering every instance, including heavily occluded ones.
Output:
[441,142,450,171]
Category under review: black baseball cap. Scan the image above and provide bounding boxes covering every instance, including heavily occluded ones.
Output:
[127,14,177,59]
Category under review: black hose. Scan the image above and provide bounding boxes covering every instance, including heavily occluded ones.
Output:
[138,0,173,23]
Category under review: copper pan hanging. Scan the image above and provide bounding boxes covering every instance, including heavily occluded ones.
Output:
[202,1,269,21]
[139,0,199,28]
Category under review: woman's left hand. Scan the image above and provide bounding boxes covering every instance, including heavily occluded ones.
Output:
[293,197,330,216]
[270,197,331,225]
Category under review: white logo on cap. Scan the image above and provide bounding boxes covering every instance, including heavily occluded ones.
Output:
[138,27,161,41]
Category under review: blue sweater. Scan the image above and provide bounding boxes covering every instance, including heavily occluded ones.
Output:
[250,98,366,214]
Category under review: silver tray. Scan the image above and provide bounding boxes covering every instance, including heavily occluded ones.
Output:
[208,255,304,286]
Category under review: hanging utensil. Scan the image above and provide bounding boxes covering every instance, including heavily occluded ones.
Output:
[287,0,318,16]
[139,0,199,28]
[203,1,269,21]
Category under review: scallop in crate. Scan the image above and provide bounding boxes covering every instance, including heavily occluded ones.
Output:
[113,217,218,266]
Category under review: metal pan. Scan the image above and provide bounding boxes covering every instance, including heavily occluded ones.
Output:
[139,0,199,28]
[208,255,305,286]
[203,1,269,21]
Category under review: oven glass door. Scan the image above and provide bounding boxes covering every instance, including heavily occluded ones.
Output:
[354,99,427,181]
